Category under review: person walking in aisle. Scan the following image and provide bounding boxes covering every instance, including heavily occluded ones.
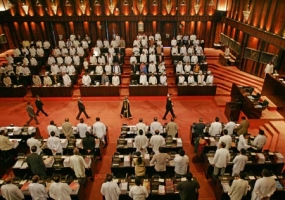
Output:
[163,94,176,120]
[35,95,48,116]
[76,97,90,120]
[26,102,40,125]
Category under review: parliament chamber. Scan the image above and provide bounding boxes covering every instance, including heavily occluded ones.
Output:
[1,0,285,200]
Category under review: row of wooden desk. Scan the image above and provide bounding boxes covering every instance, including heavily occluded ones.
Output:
[0,177,86,200]
[0,84,217,97]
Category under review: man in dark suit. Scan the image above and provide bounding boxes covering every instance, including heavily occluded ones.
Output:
[131,62,139,74]
[35,95,48,116]
[76,97,90,120]
[162,94,176,120]
[26,146,46,178]
[193,118,206,139]
[82,131,95,156]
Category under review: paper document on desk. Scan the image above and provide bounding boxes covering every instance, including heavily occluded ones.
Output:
[158,185,165,194]
[221,182,230,192]
[63,157,70,167]
[60,139,68,148]
[247,96,254,100]
[20,162,28,169]
[13,160,24,168]
[76,139,83,149]
[208,157,214,165]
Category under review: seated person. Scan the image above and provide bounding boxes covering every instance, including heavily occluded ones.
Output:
[191,54,198,64]
[133,45,140,56]
[171,45,178,55]
[59,63,67,73]
[82,72,91,86]
[149,52,157,64]
[197,71,205,85]
[30,57,38,66]
[112,74,120,86]
[3,74,12,86]
[180,45,187,55]
[178,74,185,85]
[158,62,165,74]
[66,64,76,75]
[206,71,214,85]
[148,61,157,74]
[131,62,139,74]
[95,64,103,75]
[160,73,167,85]
[130,53,138,64]
[51,63,60,75]
[32,74,42,86]
[140,52,147,63]
[259,99,269,107]
[105,62,112,74]
[149,74,157,85]
[176,61,184,74]
[184,62,191,73]
[139,72,147,85]
[62,72,71,86]
[89,55,97,65]
[22,65,31,76]
[183,54,191,63]
[98,55,106,65]
[43,73,52,86]
[101,73,110,85]
[188,72,196,85]
[140,62,147,74]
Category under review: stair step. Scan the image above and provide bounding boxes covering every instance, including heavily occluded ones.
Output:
[263,123,279,152]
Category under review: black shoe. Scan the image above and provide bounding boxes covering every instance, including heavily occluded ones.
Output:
[36,114,39,116]
[45,114,48,117]
[162,118,166,120]
[76,118,80,120]
[87,116,90,119]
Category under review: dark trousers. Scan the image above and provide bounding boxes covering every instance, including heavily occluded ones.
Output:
[27,115,39,124]
[76,109,89,119]
[163,108,175,119]
[36,107,48,116]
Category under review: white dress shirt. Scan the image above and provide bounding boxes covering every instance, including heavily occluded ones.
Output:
[92,121,106,141]
[70,154,86,178]
[232,154,248,176]
[101,181,121,200]
[206,75,214,84]
[178,75,185,84]
[237,134,250,151]
[27,137,42,154]
[134,135,148,154]
[160,75,167,85]
[209,122,222,136]
[252,176,276,200]
[218,135,232,149]
[252,135,267,150]
[49,182,72,200]
[82,75,91,86]
[63,74,71,86]
[150,121,162,134]
[136,122,148,135]
[77,122,89,138]
[129,185,149,200]
[213,148,230,168]
[28,182,48,200]
[112,76,120,86]
[150,135,165,154]
[224,121,236,135]
[47,125,60,136]
[1,183,24,200]
[149,76,157,85]
[47,136,63,154]
[139,75,148,85]
[174,155,189,175]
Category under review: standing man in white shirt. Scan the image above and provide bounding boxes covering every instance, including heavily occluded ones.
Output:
[150,130,165,154]
[237,133,251,151]
[134,130,148,154]
[174,149,189,176]
[70,148,86,178]
[129,177,149,200]
[77,118,89,138]
[139,72,148,85]
[149,74,157,85]
[47,131,63,155]
[1,177,24,200]
[82,72,91,86]
[213,142,230,176]
[101,174,121,200]
[28,175,48,200]
[47,120,60,137]
[232,148,248,176]
[26,132,42,154]
[49,175,72,200]
[224,118,236,135]
[264,61,274,77]
[150,117,162,135]
[252,129,267,153]
[251,169,276,200]
[62,72,72,86]
[160,73,167,85]
[209,117,222,136]
[136,118,148,135]
[92,117,107,145]
[217,129,232,150]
